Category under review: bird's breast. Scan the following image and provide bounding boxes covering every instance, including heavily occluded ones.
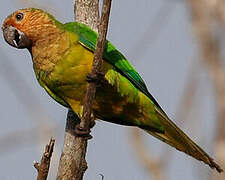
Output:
[44,43,94,103]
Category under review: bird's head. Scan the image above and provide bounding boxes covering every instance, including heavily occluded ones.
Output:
[2,8,61,49]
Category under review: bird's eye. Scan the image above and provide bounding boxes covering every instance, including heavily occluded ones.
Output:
[15,13,24,21]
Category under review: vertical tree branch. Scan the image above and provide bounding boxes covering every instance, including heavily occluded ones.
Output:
[57,0,112,179]
[79,0,112,132]
[57,110,87,180]
[74,0,99,31]
[57,1,99,180]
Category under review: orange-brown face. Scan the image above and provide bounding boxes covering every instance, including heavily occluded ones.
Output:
[2,9,33,49]
[2,8,55,49]
[3,9,31,32]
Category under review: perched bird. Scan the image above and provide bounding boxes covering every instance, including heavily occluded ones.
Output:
[2,8,223,172]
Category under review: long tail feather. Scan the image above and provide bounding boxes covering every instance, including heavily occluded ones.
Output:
[145,108,223,173]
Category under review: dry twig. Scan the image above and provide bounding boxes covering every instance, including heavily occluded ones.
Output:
[79,0,112,135]
[34,138,55,180]
[57,0,112,179]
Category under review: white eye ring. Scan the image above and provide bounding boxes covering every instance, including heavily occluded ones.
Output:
[16,13,24,21]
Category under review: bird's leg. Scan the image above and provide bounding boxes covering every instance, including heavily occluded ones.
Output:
[86,72,106,86]
[74,116,96,140]
[74,125,92,139]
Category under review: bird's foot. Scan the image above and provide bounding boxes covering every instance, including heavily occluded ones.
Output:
[75,125,93,140]
[86,72,105,86]
[74,118,95,140]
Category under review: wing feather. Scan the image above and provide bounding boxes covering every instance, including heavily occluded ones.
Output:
[63,22,165,113]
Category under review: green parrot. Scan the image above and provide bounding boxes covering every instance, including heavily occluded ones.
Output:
[2,8,223,172]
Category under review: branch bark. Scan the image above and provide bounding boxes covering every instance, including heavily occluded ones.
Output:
[34,138,55,180]
[74,0,99,31]
[79,0,112,134]
[57,0,112,179]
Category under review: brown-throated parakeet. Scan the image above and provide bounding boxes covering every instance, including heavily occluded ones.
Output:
[2,8,223,172]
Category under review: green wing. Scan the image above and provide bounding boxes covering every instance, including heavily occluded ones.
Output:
[63,22,165,113]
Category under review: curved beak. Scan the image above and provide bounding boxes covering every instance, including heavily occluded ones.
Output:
[2,26,32,49]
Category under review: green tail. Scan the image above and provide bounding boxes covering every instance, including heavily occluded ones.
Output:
[144,108,223,172]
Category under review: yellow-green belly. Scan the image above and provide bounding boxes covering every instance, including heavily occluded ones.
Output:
[43,44,160,129]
